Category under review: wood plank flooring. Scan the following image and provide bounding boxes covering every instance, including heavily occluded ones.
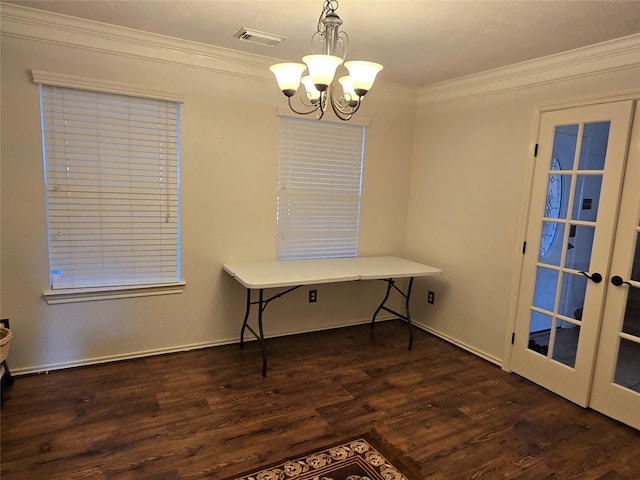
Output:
[1,320,639,480]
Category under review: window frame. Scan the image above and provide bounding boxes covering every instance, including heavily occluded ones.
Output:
[33,70,185,304]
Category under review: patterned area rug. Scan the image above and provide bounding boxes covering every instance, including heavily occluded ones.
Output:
[223,431,421,480]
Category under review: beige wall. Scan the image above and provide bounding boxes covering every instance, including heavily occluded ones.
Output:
[406,68,640,363]
[2,7,638,374]
[0,23,416,372]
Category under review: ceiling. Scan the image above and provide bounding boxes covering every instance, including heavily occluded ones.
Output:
[4,0,640,87]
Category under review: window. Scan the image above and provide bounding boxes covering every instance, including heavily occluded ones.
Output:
[38,83,181,292]
[276,116,366,260]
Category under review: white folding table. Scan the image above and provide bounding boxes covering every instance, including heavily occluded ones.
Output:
[223,256,442,376]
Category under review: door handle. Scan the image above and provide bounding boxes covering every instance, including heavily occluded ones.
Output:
[611,275,633,287]
[579,271,602,283]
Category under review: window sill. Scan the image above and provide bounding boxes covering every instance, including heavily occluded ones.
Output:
[43,281,186,305]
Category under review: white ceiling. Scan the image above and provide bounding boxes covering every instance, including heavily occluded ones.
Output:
[4,0,640,87]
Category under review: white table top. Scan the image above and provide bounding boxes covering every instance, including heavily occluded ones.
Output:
[223,256,442,289]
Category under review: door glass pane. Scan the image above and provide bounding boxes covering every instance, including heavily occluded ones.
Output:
[565,225,595,271]
[551,124,578,170]
[571,175,603,221]
[630,234,640,282]
[623,233,640,336]
[544,169,563,225]
[533,267,559,312]
[622,288,640,336]
[539,222,565,264]
[614,338,640,392]
[543,173,571,221]
[552,321,580,368]
[558,272,587,320]
[529,312,552,356]
[578,121,610,170]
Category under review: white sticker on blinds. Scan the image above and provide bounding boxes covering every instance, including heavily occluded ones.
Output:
[277,117,364,260]
[40,85,180,289]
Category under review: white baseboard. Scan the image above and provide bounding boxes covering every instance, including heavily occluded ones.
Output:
[413,322,503,367]
[12,316,501,375]
[10,315,394,376]
[10,338,235,376]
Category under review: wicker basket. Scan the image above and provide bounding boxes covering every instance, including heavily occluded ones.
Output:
[0,326,13,363]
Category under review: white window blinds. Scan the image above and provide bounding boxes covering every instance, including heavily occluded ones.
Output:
[276,117,365,260]
[39,85,180,289]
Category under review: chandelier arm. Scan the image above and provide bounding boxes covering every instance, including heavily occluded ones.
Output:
[310,30,324,54]
[330,101,353,121]
[298,91,324,109]
[328,84,361,121]
[316,91,328,119]
[338,31,349,61]
[287,96,322,116]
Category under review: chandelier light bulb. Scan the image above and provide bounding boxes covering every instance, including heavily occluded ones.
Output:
[338,76,358,107]
[344,61,383,96]
[269,63,307,97]
[302,54,343,91]
[301,76,321,103]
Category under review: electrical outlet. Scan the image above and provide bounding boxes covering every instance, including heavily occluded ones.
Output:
[309,289,317,303]
[427,290,435,304]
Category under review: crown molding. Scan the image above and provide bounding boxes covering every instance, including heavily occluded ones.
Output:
[0,3,276,81]
[3,4,635,106]
[417,33,640,105]
[0,3,417,103]
[0,3,417,105]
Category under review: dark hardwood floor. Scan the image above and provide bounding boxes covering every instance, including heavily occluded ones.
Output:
[1,320,639,480]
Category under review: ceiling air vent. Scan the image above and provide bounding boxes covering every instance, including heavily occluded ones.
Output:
[233,28,286,47]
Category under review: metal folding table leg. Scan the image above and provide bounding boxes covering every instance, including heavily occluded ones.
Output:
[371,277,415,350]
[238,286,300,377]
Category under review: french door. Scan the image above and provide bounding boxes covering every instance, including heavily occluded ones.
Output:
[511,100,638,424]
[590,104,640,429]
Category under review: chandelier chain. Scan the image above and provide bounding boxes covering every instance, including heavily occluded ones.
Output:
[317,0,339,33]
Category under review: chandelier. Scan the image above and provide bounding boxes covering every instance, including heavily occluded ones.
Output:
[269,0,383,121]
